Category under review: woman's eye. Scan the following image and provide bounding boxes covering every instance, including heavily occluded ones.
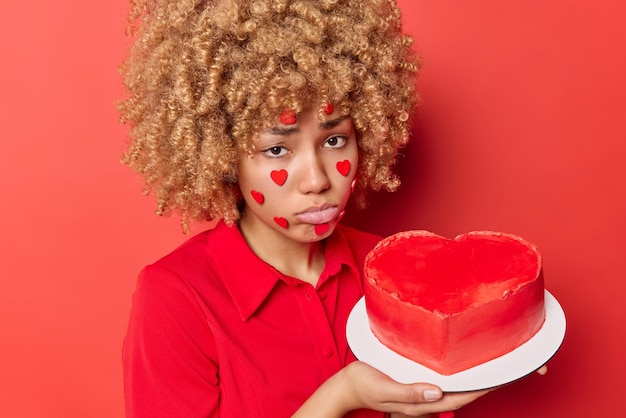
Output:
[324,135,347,148]
[263,146,287,157]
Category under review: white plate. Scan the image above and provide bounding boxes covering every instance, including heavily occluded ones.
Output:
[346,290,566,392]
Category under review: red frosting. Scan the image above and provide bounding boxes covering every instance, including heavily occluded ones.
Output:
[364,231,545,375]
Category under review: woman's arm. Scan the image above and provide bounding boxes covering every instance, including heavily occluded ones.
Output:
[123,266,220,418]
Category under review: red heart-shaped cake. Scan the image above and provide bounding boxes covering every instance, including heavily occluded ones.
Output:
[364,230,545,375]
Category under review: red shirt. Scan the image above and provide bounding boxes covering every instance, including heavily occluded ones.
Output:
[123,221,383,417]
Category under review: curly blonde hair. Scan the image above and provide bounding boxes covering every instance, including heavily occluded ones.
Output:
[119,0,419,230]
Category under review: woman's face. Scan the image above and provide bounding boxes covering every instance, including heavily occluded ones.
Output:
[237,106,358,244]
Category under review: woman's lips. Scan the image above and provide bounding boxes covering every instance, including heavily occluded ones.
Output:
[295,206,339,224]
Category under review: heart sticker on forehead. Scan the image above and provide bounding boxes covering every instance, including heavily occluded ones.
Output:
[336,160,351,177]
[279,109,296,125]
[271,169,288,186]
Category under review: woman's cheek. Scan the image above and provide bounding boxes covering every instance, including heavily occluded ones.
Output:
[247,167,292,229]
[248,165,290,206]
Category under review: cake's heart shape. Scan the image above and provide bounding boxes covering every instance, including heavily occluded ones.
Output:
[369,231,541,314]
[364,230,545,375]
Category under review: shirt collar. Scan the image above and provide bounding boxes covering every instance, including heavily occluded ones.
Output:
[207,221,361,321]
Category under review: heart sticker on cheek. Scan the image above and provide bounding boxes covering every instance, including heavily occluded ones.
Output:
[274,217,289,229]
[315,223,330,236]
[336,160,351,177]
[250,190,264,204]
[271,169,288,186]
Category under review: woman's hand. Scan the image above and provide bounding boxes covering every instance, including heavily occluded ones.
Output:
[387,387,492,418]
[293,361,490,417]
[338,362,495,416]
[388,364,549,418]
[294,361,547,417]
[338,361,447,414]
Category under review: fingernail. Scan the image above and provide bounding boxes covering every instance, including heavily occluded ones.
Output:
[423,389,442,401]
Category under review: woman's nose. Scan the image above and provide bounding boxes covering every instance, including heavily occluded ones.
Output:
[297,153,331,194]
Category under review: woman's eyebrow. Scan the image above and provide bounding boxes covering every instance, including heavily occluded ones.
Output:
[265,115,349,136]
[266,126,298,136]
[319,115,349,130]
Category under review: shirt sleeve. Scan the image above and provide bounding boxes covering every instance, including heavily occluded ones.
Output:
[123,264,220,418]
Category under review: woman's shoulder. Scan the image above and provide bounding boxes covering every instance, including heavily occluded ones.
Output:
[141,221,240,282]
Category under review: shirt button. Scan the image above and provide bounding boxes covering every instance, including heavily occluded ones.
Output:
[322,345,334,358]
[318,291,327,300]
[305,291,312,301]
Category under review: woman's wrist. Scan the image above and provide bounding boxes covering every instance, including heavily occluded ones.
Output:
[291,366,355,418]
[331,362,367,414]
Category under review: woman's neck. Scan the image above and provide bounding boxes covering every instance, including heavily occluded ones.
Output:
[238,215,326,286]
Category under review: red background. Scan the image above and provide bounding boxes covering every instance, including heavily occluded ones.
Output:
[1,1,624,416]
